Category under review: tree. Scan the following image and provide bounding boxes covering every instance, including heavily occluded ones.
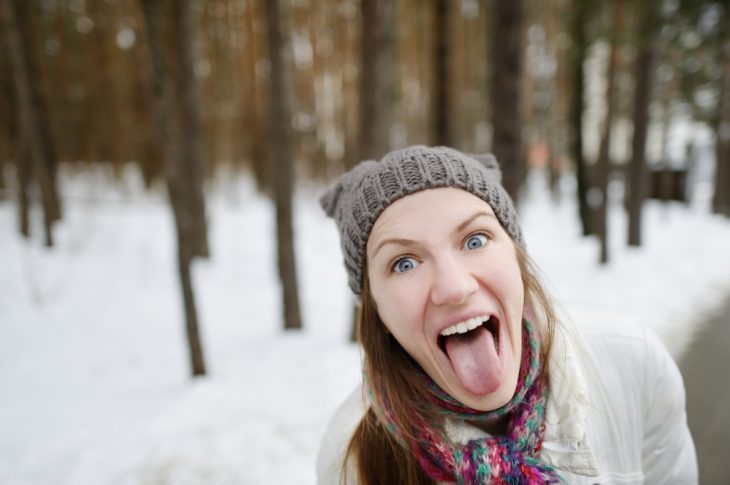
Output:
[140,0,208,376]
[432,0,451,146]
[491,0,526,202]
[265,0,303,330]
[357,0,395,166]
[715,8,730,217]
[627,0,660,245]
[596,0,624,264]
[0,0,60,246]
[568,0,593,236]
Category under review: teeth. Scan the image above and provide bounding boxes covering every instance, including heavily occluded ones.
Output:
[440,315,490,337]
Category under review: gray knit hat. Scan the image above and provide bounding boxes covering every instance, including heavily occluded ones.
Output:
[320,145,524,295]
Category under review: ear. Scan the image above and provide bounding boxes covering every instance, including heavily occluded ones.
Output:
[319,181,343,217]
[319,159,380,217]
[467,152,502,183]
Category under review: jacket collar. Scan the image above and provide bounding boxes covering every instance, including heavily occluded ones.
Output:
[540,325,600,476]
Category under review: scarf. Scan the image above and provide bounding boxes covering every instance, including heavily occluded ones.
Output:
[367,320,564,484]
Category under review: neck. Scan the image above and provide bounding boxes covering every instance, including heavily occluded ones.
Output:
[468,415,509,436]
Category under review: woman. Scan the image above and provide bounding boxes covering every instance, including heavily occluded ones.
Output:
[317,146,697,484]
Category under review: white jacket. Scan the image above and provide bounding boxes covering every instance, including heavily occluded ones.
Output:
[317,322,698,484]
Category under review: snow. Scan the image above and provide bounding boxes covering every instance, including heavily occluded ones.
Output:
[1,167,729,484]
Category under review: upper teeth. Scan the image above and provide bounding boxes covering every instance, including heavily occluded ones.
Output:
[440,315,490,336]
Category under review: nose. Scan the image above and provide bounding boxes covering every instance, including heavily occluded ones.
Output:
[429,254,478,307]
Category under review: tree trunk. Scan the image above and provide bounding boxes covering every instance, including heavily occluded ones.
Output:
[627,0,658,246]
[0,53,28,231]
[265,0,303,330]
[13,0,61,224]
[714,14,730,217]
[569,0,592,236]
[490,0,525,203]
[596,1,622,265]
[432,0,450,146]
[357,0,395,164]
[171,1,209,258]
[0,0,56,246]
[140,0,207,376]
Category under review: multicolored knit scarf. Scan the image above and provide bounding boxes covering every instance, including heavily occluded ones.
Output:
[366,320,564,484]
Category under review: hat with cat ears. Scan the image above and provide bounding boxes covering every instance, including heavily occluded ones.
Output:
[320,145,523,295]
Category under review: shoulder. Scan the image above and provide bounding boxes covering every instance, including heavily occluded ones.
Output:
[317,386,367,485]
[577,321,680,394]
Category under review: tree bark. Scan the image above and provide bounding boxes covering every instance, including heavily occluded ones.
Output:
[596,1,622,264]
[265,0,303,330]
[627,0,659,246]
[432,0,450,146]
[569,0,592,236]
[0,0,56,246]
[490,0,525,203]
[13,0,61,224]
[714,13,730,217]
[171,1,209,258]
[357,0,395,164]
[140,0,207,376]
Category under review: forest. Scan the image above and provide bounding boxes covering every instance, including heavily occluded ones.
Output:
[2,0,730,371]
[1,1,730,481]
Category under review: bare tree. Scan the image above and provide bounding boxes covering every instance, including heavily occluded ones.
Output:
[0,0,59,246]
[627,0,660,246]
[596,0,623,264]
[357,0,395,165]
[140,0,208,376]
[491,0,526,202]
[432,0,451,146]
[714,10,730,217]
[568,0,593,236]
[265,0,303,330]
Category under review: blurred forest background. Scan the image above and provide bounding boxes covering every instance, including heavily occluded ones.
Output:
[2,0,730,377]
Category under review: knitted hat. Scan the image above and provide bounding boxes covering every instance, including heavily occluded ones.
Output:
[320,145,524,295]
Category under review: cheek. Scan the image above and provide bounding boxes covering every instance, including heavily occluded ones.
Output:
[371,280,427,345]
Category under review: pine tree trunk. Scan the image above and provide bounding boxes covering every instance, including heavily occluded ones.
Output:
[569,0,592,236]
[432,0,450,146]
[358,0,394,164]
[265,0,302,330]
[140,0,207,376]
[627,0,659,246]
[1,0,55,246]
[1,0,50,244]
[171,1,209,258]
[714,15,730,217]
[13,0,61,224]
[596,1,622,265]
[490,0,525,203]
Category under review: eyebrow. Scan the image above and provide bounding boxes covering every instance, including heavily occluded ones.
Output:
[370,211,496,258]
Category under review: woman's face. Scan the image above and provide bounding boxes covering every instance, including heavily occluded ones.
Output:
[366,187,524,411]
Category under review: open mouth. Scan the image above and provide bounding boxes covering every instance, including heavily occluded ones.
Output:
[437,315,500,354]
[437,314,503,395]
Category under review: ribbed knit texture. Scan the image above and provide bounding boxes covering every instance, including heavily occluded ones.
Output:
[366,321,564,484]
[320,145,524,295]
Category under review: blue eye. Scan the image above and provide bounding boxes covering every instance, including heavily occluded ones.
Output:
[464,234,488,250]
[393,257,419,273]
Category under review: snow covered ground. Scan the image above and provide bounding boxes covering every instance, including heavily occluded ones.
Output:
[1,167,729,484]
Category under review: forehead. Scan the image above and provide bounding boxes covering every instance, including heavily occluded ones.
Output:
[368,188,494,243]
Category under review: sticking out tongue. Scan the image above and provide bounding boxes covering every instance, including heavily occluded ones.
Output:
[444,325,501,395]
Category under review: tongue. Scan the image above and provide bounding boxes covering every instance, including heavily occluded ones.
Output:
[444,325,501,395]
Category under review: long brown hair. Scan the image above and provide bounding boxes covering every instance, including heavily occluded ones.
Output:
[343,245,558,484]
